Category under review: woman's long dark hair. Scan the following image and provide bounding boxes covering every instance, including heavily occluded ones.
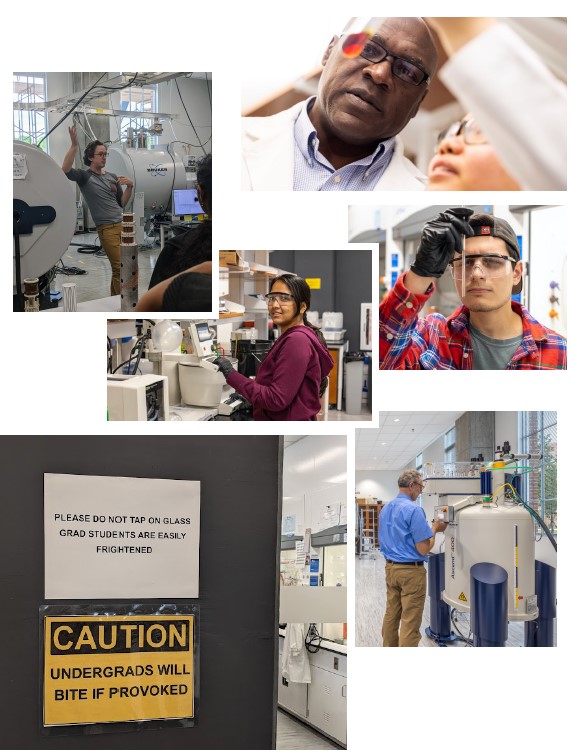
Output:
[269,274,329,398]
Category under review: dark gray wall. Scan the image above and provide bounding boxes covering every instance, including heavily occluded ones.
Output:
[456,412,495,461]
[270,249,372,351]
[0,436,282,750]
[334,249,371,353]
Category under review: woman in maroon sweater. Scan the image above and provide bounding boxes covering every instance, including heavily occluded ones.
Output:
[214,275,334,420]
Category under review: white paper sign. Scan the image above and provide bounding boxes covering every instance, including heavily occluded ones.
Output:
[44,473,200,599]
[13,153,28,179]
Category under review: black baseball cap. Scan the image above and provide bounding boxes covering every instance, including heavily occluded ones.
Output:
[467,213,522,295]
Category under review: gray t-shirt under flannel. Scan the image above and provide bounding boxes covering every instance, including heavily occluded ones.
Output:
[65,168,123,226]
[469,322,523,370]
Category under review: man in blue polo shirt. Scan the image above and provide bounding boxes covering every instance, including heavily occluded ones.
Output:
[379,469,446,646]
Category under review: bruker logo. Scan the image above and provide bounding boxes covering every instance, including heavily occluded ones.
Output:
[147,164,168,177]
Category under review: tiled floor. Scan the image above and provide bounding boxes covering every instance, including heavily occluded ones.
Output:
[276,709,342,750]
[327,407,372,422]
[52,231,159,304]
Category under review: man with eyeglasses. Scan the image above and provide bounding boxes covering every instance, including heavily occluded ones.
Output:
[379,208,567,370]
[242,17,438,191]
[379,469,446,646]
[62,125,134,295]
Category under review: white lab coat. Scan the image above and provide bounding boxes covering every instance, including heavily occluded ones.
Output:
[439,23,566,190]
[241,100,427,191]
[281,623,311,684]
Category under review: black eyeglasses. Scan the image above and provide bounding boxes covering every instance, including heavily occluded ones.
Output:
[94,152,108,157]
[359,39,430,86]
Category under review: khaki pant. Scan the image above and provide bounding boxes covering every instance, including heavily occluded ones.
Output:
[97,221,122,296]
[382,562,427,647]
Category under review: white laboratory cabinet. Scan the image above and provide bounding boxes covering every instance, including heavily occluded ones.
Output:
[278,636,347,746]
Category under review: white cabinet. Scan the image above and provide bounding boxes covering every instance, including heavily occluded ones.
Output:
[307,664,347,745]
[307,646,347,744]
[277,637,347,746]
[278,675,308,719]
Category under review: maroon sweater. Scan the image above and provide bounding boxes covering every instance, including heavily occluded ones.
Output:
[227,325,334,421]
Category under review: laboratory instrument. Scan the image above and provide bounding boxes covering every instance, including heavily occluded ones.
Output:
[178,322,241,414]
[13,141,76,310]
[423,443,556,646]
[107,374,169,421]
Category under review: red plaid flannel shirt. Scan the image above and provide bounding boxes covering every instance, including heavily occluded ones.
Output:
[380,273,567,370]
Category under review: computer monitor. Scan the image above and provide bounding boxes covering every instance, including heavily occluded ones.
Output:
[172,189,203,217]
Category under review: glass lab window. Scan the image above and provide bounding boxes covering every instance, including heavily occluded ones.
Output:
[120,84,158,148]
[520,411,557,537]
[444,426,456,464]
[322,543,347,645]
[279,542,347,645]
[13,72,47,148]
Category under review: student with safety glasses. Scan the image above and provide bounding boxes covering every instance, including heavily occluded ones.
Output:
[427,114,521,191]
[379,208,567,370]
[213,275,334,419]
[425,17,565,190]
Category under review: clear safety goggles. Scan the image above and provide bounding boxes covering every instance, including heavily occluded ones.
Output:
[450,254,515,280]
[435,118,488,152]
[264,292,295,305]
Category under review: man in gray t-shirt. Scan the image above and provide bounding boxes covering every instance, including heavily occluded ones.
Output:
[62,126,133,296]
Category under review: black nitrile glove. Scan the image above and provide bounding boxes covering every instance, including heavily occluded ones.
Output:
[410,207,474,278]
[213,356,235,378]
[229,392,252,409]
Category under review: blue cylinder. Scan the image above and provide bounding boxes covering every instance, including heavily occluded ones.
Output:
[426,553,453,640]
[470,562,508,647]
[525,560,556,647]
[480,469,492,495]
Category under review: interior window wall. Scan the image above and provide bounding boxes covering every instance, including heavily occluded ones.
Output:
[444,426,456,464]
[520,411,557,536]
[13,72,47,147]
[119,84,157,147]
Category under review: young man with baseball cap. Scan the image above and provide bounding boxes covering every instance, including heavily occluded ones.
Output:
[379,208,567,369]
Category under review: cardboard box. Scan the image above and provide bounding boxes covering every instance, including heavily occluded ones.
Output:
[219,250,241,266]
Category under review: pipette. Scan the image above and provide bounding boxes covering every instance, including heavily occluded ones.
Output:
[341,18,384,58]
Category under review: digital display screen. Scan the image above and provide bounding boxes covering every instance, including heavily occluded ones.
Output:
[172,189,203,216]
[196,323,211,342]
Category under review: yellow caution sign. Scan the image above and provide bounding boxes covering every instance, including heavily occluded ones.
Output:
[43,615,194,726]
[305,278,321,290]
[458,592,468,602]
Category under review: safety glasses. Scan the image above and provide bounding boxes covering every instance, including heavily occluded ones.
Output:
[435,118,488,152]
[450,254,515,280]
[264,293,295,305]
